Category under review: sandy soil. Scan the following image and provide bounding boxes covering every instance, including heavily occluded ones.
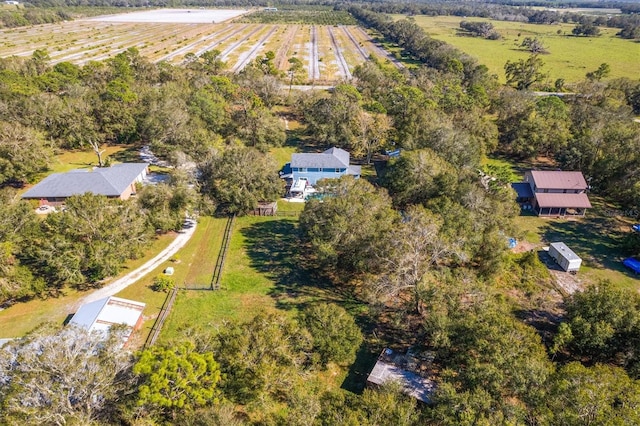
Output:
[0,19,391,81]
[220,24,264,60]
[327,25,351,79]
[232,25,279,72]
[308,26,320,80]
[340,25,369,61]
[274,25,298,70]
[84,8,249,24]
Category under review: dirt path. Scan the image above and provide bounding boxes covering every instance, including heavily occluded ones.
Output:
[220,24,265,61]
[340,25,368,61]
[275,25,298,70]
[327,25,351,79]
[158,25,233,62]
[54,23,185,64]
[355,26,404,69]
[74,24,193,65]
[232,25,279,72]
[192,24,248,58]
[308,26,320,81]
[76,218,197,307]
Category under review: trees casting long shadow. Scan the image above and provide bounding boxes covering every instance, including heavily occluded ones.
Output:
[241,218,381,393]
[240,219,338,311]
[542,215,626,272]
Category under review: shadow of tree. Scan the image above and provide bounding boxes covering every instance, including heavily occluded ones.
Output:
[110,145,143,163]
[241,218,422,393]
[242,219,386,392]
[240,219,338,311]
[542,214,628,274]
[341,343,378,394]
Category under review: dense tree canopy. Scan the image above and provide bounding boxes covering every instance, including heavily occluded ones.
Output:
[198,146,283,215]
[555,281,640,377]
[299,176,399,278]
[0,5,639,424]
[134,343,221,420]
[0,324,134,425]
[302,303,363,367]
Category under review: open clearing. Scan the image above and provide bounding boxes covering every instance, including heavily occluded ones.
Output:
[0,9,399,83]
[85,8,249,24]
[399,14,640,83]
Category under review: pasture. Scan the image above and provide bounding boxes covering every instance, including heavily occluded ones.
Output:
[0,9,399,83]
[400,15,640,83]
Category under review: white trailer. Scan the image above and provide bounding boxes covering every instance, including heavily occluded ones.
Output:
[549,242,582,273]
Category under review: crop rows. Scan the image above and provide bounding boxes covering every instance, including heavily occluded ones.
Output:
[0,20,399,83]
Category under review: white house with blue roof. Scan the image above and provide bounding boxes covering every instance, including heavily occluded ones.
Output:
[22,163,149,205]
[287,147,361,186]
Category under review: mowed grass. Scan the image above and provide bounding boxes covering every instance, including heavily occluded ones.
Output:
[155,214,373,393]
[49,145,128,173]
[514,198,640,290]
[116,217,228,347]
[158,214,337,340]
[396,15,640,83]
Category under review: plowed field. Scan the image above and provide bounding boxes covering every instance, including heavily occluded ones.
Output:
[0,9,399,83]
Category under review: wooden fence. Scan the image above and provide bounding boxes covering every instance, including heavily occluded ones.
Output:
[143,285,178,348]
[210,214,235,290]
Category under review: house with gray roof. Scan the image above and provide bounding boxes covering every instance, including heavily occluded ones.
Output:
[288,147,361,185]
[513,170,591,216]
[22,163,149,205]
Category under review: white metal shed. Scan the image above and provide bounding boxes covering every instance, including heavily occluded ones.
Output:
[549,242,582,273]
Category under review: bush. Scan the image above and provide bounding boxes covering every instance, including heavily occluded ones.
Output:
[152,275,175,292]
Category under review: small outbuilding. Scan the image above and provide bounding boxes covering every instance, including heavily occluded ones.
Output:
[367,348,436,403]
[163,266,175,275]
[251,201,278,216]
[69,296,145,346]
[548,242,582,273]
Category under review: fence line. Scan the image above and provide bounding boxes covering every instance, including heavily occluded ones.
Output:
[144,285,178,348]
[275,210,301,217]
[210,214,235,290]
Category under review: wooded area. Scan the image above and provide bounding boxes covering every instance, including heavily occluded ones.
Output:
[1,2,640,424]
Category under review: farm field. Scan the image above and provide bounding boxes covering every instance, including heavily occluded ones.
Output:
[0,9,399,83]
[398,15,640,83]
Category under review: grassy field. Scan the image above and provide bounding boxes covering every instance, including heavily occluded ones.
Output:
[513,195,640,290]
[48,145,127,173]
[156,213,377,393]
[159,216,323,340]
[397,15,640,83]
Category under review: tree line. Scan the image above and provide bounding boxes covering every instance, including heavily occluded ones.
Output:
[0,47,295,304]
[359,1,640,40]
[0,5,639,423]
[290,8,640,423]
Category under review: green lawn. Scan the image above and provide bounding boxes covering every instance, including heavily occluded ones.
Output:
[395,15,640,84]
[159,216,325,341]
[514,199,640,290]
[157,214,374,392]
[49,145,128,174]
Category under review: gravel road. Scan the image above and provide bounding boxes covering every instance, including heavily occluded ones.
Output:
[76,218,197,307]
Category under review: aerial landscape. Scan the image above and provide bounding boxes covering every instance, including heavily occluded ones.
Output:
[0,0,639,424]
